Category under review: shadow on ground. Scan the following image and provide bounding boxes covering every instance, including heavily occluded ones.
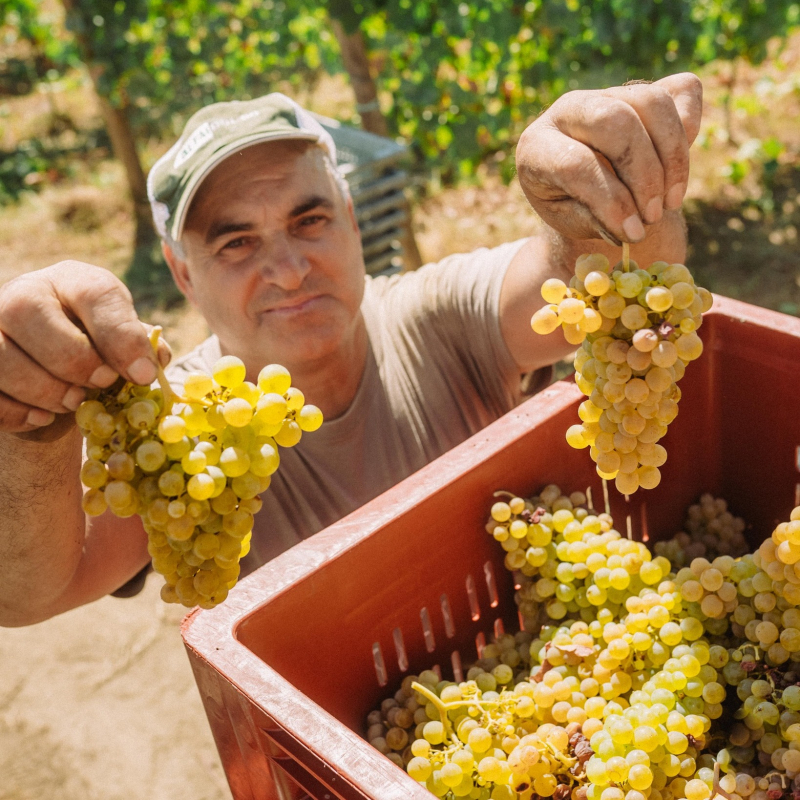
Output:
[686,163,800,315]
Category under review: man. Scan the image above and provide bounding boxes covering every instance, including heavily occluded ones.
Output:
[0,75,702,626]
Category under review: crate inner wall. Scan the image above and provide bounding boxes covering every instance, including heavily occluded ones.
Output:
[234,307,800,741]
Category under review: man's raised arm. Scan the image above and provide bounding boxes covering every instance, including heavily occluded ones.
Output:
[499,73,704,373]
[0,263,160,626]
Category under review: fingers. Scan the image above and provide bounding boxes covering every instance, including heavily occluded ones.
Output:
[654,72,704,145]
[51,265,159,386]
[0,391,55,434]
[517,121,646,245]
[0,262,159,433]
[517,72,703,244]
[0,332,82,413]
[602,82,693,211]
[0,264,157,391]
[556,91,668,228]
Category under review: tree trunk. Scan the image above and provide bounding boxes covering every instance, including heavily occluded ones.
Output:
[60,0,154,250]
[330,17,423,270]
[330,18,388,137]
[94,93,154,249]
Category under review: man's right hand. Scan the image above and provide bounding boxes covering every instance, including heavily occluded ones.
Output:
[0,262,162,435]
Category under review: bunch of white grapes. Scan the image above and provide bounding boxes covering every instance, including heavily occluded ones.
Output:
[366,656,594,800]
[77,347,322,609]
[366,484,800,800]
[655,495,749,570]
[530,250,713,495]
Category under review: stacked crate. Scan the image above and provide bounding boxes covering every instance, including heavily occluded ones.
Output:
[317,115,416,276]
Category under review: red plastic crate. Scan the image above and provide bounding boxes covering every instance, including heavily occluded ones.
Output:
[182,296,800,800]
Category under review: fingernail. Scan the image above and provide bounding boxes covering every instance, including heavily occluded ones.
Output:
[645,197,663,224]
[622,215,646,242]
[157,343,172,368]
[599,229,622,247]
[61,386,85,411]
[89,364,119,388]
[27,409,55,427]
[127,357,157,386]
[665,183,686,210]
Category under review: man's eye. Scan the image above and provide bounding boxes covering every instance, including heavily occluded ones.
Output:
[221,237,248,251]
[298,215,326,227]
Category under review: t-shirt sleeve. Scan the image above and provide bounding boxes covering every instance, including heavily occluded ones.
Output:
[376,238,533,412]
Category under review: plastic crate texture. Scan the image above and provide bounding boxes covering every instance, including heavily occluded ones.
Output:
[182,296,800,800]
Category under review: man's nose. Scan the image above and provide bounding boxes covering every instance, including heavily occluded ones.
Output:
[258,235,311,290]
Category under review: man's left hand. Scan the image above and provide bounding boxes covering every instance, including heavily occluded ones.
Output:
[515,73,703,245]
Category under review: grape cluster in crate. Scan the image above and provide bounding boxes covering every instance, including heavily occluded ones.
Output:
[367,484,800,800]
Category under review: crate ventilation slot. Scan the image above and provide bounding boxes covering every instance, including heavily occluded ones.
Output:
[420,607,436,653]
[451,650,464,683]
[475,630,486,659]
[392,627,408,672]
[440,593,456,638]
[372,641,388,687]
[466,574,481,621]
[484,561,499,608]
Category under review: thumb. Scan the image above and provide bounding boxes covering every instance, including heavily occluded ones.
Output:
[52,265,159,386]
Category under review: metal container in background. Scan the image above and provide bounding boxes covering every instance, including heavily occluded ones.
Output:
[316,114,421,277]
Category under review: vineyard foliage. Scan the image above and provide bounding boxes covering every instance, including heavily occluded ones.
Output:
[2,0,800,179]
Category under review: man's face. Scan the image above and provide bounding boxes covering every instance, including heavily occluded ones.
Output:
[170,141,366,376]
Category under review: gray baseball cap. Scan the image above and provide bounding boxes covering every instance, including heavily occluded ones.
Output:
[147,92,337,241]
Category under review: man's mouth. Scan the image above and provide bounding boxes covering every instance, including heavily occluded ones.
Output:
[263,296,322,315]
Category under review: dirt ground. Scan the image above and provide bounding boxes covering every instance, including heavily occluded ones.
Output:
[0,579,232,800]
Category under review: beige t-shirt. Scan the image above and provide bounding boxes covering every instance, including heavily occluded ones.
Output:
[167,238,544,572]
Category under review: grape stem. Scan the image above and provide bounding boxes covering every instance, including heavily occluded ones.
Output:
[148,327,181,419]
[622,242,630,272]
[147,327,212,415]
[411,681,518,745]
[713,762,735,800]
[411,681,457,743]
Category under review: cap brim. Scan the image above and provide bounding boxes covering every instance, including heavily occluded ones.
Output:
[170,130,323,241]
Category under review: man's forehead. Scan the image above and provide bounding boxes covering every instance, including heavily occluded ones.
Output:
[187,143,336,227]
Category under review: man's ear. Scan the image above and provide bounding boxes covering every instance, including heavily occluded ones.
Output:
[345,194,361,240]
[162,241,196,305]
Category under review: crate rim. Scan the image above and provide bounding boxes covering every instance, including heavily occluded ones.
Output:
[181,294,800,799]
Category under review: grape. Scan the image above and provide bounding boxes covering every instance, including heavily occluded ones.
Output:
[297,404,323,432]
[532,305,561,335]
[258,364,292,395]
[531,247,710,494]
[274,419,303,448]
[222,397,254,427]
[212,356,247,388]
[183,372,214,400]
[77,337,323,610]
